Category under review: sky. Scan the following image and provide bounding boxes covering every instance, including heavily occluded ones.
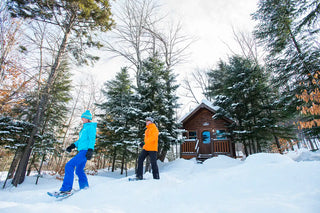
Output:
[1,149,320,213]
[74,0,260,117]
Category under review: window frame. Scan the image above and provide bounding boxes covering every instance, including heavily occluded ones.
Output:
[188,130,197,140]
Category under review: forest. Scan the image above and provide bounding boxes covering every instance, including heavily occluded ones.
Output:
[0,0,319,188]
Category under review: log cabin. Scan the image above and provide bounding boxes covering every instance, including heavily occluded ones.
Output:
[179,99,236,161]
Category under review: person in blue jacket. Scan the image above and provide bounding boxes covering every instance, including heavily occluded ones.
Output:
[59,110,97,194]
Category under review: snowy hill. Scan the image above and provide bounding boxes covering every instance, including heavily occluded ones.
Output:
[1,150,320,213]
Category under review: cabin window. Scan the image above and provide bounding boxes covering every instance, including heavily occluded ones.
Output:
[182,131,187,139]
[216,130,226,139]
[202,131,211,144]
[188,131,197,139]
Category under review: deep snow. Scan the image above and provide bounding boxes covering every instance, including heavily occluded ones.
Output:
[1,150,320,213]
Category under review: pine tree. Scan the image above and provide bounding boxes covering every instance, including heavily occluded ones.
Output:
[32,59,72,176]
[207,56,295,155]
[96,68,137,173]
[252,0,320,138]
[135,55,180,161]
[4,59,72,185]
[0,117,33,188]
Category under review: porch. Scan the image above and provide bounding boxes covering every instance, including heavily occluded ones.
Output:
[180,139,234,161]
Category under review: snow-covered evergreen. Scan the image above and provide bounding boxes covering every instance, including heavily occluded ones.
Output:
[135,56,180,161]
[96,68,138,173]
[207,56,296,154]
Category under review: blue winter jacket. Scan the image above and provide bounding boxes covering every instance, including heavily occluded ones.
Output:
[74,122,97,151]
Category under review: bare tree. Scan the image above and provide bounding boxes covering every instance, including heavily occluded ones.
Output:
[143,21,194,70]
[0,2,34,115]
[223,26,265,64]
[101,0,158,86]
[181,76,200,105]
[0,2,23,82]
[102,0,194,86]
[181,27,265,105]
[181,68,211,104]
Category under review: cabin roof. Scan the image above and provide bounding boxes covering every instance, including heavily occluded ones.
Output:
[178,99,233,124]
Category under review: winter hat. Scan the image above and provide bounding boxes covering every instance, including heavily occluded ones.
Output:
[81,110,92,120]
[145,117,154,123]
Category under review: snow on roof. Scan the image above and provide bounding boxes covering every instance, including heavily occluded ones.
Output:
[201,99,220,111]
[178,99,220,123]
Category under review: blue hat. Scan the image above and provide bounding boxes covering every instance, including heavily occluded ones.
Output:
[81,110,92,120]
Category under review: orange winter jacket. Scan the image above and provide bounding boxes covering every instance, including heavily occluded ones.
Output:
[143,123,159,151]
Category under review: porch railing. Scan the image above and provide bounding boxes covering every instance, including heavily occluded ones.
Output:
[181,139,231,158]
[213,140,230,154]
[181,139,197,154]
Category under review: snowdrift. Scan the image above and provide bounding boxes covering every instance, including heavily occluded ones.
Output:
[0,151,319,213]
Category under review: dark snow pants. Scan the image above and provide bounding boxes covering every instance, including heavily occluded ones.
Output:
[136,149,160,179]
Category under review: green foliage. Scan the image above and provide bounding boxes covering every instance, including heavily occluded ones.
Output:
[253,0,320,137]
[0,116,59,155]
[253,0,298,56]
[7,0,114,30]
[97,55,180,164]
[207,56,295,153]
[135,55,180,159]
[7,0,114,65]
[0,117,33,150]
[11,59,72,155]
[96,67,138,166]
[45,59,73,133]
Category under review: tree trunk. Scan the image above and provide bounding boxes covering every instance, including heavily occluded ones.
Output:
[120,146,127,175]
[308,138,315,151]
[176,143,178,160]
[102,155,106,169]
[145,156,151,173]
[159,148,167,162]
[314,140,319,150]
[111,148,117,172]
[11,14,76,186]
[288,140,294,151]
[248,140,253,155]
[287,24,311,74]
[243,141,249,157]
[2,147,23,188]
[257,140,262,153]
[27,153,36,176]
[135,146,139,171]
[36,154,46,185]
[273,135,283,154]
[251,139,256,154]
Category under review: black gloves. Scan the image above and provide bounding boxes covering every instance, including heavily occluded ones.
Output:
[86,148,93,160]
[139,142,145,148]
[66,143,76,152]
[66,144,93,160]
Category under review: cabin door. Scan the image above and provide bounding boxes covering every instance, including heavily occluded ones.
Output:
[199,130,212,154]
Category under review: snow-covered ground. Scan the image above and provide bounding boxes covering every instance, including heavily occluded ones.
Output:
[1,149,320,213]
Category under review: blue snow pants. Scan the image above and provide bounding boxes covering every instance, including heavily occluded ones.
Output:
[60,150,88,191]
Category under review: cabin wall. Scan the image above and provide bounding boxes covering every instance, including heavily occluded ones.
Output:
[181,107,235,159]
[183,108,229,139]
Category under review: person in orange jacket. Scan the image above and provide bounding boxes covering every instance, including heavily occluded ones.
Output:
[136,117,160,180]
